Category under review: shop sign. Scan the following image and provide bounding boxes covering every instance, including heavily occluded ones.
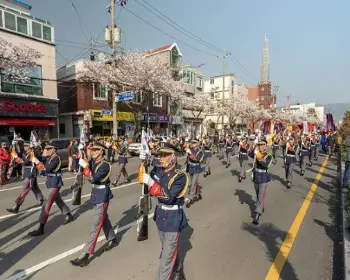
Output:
[0,97,58,118]
[91,110,135,122]
[140,113,169,123]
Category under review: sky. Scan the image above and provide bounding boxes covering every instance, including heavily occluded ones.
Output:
[26,0,350,106]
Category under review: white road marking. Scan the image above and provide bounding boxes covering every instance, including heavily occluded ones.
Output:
[0,182,139,221]
[4,213,154,280]
[0,177,76,193]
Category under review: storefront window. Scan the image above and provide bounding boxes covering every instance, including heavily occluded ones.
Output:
[1,65,43,96]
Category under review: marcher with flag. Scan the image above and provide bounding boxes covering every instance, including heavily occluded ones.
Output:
[142,141,189,280]
[28,143,74,236]
[112,137,129,186]
[6,138,44,213]
[70,142,117,267]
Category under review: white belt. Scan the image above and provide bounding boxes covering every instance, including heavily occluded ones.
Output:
[239,152,247,155]
[92,184,106,189]
[158,204,182,210]
[255,169,268,173]
[286,154,296,157]
[189,162,200,165]
[47,173,62,177]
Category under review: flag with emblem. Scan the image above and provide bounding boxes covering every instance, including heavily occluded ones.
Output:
[30,131,37,148]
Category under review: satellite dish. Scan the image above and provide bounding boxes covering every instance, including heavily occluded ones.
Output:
[98,52,106,61]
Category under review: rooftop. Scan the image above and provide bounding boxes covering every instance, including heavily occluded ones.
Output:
[147,42,183,57]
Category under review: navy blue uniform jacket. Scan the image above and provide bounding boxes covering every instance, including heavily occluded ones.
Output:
[88,160,113,205]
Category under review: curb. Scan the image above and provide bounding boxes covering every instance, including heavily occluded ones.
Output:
[341,158,350,280]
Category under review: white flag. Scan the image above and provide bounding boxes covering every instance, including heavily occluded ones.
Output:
[141,130,150,155]
[30,131,37,147]
[80,127,87,144]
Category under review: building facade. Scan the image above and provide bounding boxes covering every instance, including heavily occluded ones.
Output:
[281,102,324,123]
[0,0,58,140]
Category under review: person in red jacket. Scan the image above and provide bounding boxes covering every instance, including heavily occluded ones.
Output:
[0,141,10,186]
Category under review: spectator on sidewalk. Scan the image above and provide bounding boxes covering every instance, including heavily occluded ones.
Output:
[0,141,10,187]
[67,139,73,172]
[343,136,350,188]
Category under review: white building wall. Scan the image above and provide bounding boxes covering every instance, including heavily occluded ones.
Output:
[204,74,236,100]
[281,102,324,122]
[59,116,73,138]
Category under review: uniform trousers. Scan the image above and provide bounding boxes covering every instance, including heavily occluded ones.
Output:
[219,146,225,159]
[157,230,180,280]
[239,158,248,177]
[83,202,116,255]
[16,177,43,206]
[114,163,129,184]
[188,173,200,199]
[204,157,211,173]
[254,183,268,214]
[299,154,308,171]
[315,145,320,160]
[272,146,279,163]
[309,147,316,163]
[285,162,294,182]
[72,172,84,202]
[226,150,232,165]
[39,187,70,224]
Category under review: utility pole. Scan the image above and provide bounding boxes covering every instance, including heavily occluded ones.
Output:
[221,49,227,133]
[111,0,118,139]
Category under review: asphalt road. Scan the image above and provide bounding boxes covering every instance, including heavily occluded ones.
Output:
[0,152,342,280]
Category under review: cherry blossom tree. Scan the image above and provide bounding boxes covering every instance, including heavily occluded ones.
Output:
[78,51,184,101]
[0,38,42,81]
[246,103,272,131]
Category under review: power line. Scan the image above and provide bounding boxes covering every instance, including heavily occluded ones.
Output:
[71,1,93,41]
[122,6,219,58]
[228,54,259,82]
[135,0,223,54]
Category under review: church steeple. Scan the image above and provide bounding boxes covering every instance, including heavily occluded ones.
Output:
[260,34,269,83]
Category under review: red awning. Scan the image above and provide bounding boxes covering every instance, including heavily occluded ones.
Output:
[0,118,56,126]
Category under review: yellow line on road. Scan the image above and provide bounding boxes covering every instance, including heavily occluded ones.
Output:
[265,155,329,279]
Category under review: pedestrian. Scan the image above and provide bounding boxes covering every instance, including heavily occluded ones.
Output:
[309,133,317,166]
[225,134,234,168]
[285,137,299,188]
[218,134,225,160]
[70,143,117,267]
[68,139,73,172]
[271,133,280,164]
[327,132,335,156]
[238,135,250,182]
[6,141,44,213]
[142,141,188,280]
[185,139,203,208]
[28,144,74,236]
[299,134,310,176]
[343,136,350,188]
[112,137,129,186]
[248,137,273,225]
[0,141,10,187]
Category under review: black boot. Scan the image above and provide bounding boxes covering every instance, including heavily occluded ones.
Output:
[6,204,20,214]
[287,181,291,189]
[203,172,207,178]
[173,265,186,280]
[238,177,242,182]
[301,170,304,176]
[72,188,82,205]
[252,213,260,225]
[28,223,45,236]
[208,170,211,175]
[64,213,74,225]
[37,199,44,207]
[70,253,89,267]
[185,199,194,208]
[104,238,118,252]
[197,194,202,201]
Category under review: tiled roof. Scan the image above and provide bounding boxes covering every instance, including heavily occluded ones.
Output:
[149,44,173,55]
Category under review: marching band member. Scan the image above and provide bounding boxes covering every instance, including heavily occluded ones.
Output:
[202,136,212,177]
[6,141,44,213]
[299,134,310,176]
[112,137,129,186]
[218,134,225,160]
[28,144,74,236]
[271,133,281,164]
[238,135,250,182]
[142,141,189,280]
[309,133,317,166]
[285,137,299,188]
[71,142,87,206]
[70,143,117,267]
[185,139,203,208]
[281,134,288,162]
[225,134,234,168]
[315,133,320,161]
[248,138,273,225]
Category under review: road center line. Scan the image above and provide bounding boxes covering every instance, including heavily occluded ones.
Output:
[4,213,154,280]
[0,181,139,221]
[264,155,329,279]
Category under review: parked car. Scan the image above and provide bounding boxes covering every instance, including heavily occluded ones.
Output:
[128,142,143,156]
[43,137,79,167]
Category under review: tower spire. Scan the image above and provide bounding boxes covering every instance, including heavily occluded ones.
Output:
[260,34,269,83]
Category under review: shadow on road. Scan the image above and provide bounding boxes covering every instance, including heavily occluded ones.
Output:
[179,224,193,277]
[241,222,299,280]
[234,189,255,218]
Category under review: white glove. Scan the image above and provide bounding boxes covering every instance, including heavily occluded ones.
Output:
[186,149,191,155]
[78,143,84,150]
[139,151,147,160]
[142,174,154,186]
[79,158,88,168]
[32,157,40,164]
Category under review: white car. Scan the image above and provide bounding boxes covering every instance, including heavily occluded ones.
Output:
[128,142,143,156]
